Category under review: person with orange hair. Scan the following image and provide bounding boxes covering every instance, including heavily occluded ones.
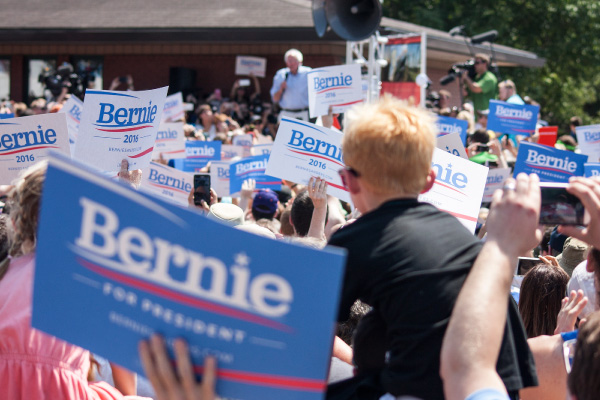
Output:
[326,96,536,400]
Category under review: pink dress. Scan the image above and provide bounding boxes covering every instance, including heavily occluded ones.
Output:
[0,253,141,400]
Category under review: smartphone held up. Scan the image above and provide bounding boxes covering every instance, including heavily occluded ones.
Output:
[193,174,211,206]
[539,183,586,226]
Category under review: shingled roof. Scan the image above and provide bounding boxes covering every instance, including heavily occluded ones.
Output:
[0,0,544,67]
[0,0,314,29]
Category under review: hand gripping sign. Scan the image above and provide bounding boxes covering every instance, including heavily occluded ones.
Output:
[307,64,363,118]
[0,113,70,184]
[140,162,193,207]
[151,122,186,161]
[513,142,587,183]
[576,124,600,162]
[33,152,346,400]
[419,148,488,233]
[73,87,168,173]
[266,118,351,203]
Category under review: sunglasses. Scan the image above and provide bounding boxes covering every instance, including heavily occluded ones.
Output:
[474,60,486,65]
[338,166,360,189]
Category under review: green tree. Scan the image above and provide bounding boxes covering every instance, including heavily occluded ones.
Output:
[383,0,600,130]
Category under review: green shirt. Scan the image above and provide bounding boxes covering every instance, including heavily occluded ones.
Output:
[468,71,498,114]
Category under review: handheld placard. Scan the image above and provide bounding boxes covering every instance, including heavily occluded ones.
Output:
[33,152,347,400]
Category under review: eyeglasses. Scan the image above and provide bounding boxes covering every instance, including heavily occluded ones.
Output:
[338,166,360,189]
[474,60,485,65]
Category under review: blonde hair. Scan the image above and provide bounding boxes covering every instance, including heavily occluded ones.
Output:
[8,161,47,257]
[456,110,475,134]
[343,95,436,195]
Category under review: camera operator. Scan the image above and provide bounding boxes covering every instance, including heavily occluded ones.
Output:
[461,53,497,118]
[38,62,88,103]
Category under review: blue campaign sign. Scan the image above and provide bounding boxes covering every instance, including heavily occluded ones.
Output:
[487,100,539,137]
[170,158,210,172]
[584,162,600,177]
[0,113,15,119]
[514,142,587,182]
[33,153,346,400]
[185,141,222,162]
[436,116,468,146]
[230,154,281,194]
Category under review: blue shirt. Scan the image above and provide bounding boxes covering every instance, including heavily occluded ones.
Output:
[506,94,525,105]
[270,65,312,109]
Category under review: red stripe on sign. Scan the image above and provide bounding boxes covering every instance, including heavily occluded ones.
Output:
[526,164,574,175]
[0,145,59,155]
[77,258,293,332]
[332,99,363,107]
[316,87,346,95]
[128,147,154,158]
[438,208,477,222]
[434,180,467,196]
[193,365,325,391]
[326,181,348,192]
[97,125,153,133]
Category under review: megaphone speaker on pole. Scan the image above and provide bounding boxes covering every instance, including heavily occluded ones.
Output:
[312,0,383,41]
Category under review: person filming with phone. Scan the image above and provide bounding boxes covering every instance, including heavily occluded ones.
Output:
[270,49,312,122]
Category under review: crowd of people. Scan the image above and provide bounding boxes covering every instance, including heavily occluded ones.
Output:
[0,46,600,400]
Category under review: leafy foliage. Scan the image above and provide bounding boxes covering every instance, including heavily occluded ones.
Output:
[383,0,600,130]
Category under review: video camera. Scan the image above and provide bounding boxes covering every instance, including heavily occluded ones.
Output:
[425,91,440,110]
[38,62,89,100]
[440,59,477,86]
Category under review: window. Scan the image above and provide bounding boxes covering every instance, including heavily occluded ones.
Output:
[27,58,57,103]
[71,57,103,92]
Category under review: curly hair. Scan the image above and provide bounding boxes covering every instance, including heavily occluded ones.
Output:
[8,161,47,257]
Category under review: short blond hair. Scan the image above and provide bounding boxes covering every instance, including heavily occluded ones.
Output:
[343,95,436,195]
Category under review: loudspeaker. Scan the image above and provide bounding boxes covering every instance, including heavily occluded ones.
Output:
[317,0,382,41]
[168,67,196,97]
[312,0,328,38]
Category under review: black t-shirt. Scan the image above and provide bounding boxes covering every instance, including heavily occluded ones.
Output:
[327,199,537,400]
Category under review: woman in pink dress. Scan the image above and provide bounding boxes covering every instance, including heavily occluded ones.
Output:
[0,162,146,400]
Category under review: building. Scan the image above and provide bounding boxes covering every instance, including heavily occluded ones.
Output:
[0,0,544,106]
